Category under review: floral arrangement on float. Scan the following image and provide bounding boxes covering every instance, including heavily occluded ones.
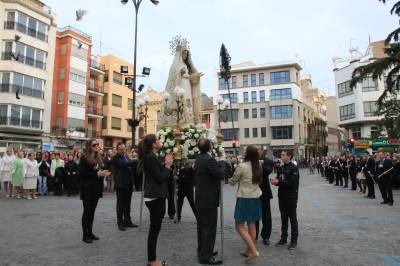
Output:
[156,124,224,160]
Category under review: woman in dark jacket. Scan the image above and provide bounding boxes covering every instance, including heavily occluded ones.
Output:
[79,139,111,243]
[138,134,173,266]
[65,154,79,196]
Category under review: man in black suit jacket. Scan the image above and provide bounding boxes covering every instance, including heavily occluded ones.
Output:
[255,145,273,246]
[375,152,394,205]
[194,139,225,265]
[112,143,138,231]
[363,151,376,199]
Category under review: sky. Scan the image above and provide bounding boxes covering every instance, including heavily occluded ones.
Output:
[45,0,396,96]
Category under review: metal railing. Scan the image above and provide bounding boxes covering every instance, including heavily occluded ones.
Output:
[87,105,103,116]
[1,52,46,70]
[88,84,104,94]
[0,116,43,129]
[0,84,44,99]
[4,21,48,42]
[90,57,105,72]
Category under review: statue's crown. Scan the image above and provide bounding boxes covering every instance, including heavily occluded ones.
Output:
[169,35,190,55]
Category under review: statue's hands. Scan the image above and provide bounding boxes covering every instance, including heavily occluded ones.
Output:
[182,73,190,79]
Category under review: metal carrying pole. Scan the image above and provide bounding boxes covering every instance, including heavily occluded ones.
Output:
[139,171,145,231]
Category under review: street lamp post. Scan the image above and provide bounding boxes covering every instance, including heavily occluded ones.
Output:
[120,0,159,148]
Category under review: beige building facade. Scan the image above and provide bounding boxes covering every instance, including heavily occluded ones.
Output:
[100,55,133,149]
[0,0,56,152]
[214,61,323,159]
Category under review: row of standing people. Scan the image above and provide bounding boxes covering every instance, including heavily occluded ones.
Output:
[319,152,400,206]
[0,148,81,198]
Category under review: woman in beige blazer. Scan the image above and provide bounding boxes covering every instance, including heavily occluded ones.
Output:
[229,145,263,263]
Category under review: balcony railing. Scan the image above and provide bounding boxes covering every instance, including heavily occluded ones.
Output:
[1,52,46,70]
[0,116,43,129]
[88,84,104,94]
[87,130,101,138]
[87,105,103,116]
[90,57,105,72]
[0,84,44,99]
[4,21,48,42]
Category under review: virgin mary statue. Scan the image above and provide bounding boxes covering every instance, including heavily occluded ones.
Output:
[158,37,203,129]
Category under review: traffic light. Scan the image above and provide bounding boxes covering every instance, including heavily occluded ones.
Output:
[348,138,355,150]
[232,136,236,148]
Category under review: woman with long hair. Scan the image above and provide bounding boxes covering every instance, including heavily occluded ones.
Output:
[229,145,262,263]
[79,139,111,243]
[138,134,173,266]
[0,147,15,198]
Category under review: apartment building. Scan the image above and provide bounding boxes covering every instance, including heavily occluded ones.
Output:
[334,40,398,154]
[214,61,319,159]
[0,0,56,152]
[100,55,133,149]
[50,26,104,151]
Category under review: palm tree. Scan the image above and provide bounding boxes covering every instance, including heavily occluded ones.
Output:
[350,0,400,138]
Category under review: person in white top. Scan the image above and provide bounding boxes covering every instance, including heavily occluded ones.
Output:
[23,152,39,200]
[1,147,16,198]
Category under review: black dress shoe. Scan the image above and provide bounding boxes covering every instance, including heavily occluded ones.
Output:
[199,256,222,265]
[124,221,138,228]
[82,237,93,244]
[212,251,218,256]
[263,239,270,245]
[288,242,297,250]
[275,239,287,247]
[89,233,99,240]
[380,201,388,204]
[388,202,393,206]
[370,196,376,199]
[118,224,126,231]
[169,215,175,220]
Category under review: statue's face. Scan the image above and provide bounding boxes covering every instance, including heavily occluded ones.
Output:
[182,50,188,60]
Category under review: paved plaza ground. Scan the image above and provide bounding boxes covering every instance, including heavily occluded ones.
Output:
[0,169,399,266]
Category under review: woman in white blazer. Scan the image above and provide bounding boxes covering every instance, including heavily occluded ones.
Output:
[23,152,39,200]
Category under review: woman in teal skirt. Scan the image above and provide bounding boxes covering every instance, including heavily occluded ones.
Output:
[229,145,262,263]
[12,150,25,199]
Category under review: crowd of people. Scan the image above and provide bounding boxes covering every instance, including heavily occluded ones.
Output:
[0,137,302,266]
[314,152,400,205]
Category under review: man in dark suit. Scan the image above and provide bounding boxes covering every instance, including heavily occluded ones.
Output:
[375,152,394,205]
[176,161,197,222]
[255,145,273,246]
[112,143,138,231]
[194,138,225,265]
[363,151,376,199]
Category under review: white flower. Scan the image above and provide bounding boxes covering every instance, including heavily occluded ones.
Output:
[160,136,165,142]
[190,140,197,146]
[189,129,195,133]
[193,147,199,152]
[194,134,199,138]
[166,149,171,154]
[181,136,186,141]
[173,147,179,153]
[160,151,165,157]
[163,142,169,148]
[189,151,194,155]
[166,128,171,133]
[213,149,217,154]
[169,140,175,146]
[196,128,202,133]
